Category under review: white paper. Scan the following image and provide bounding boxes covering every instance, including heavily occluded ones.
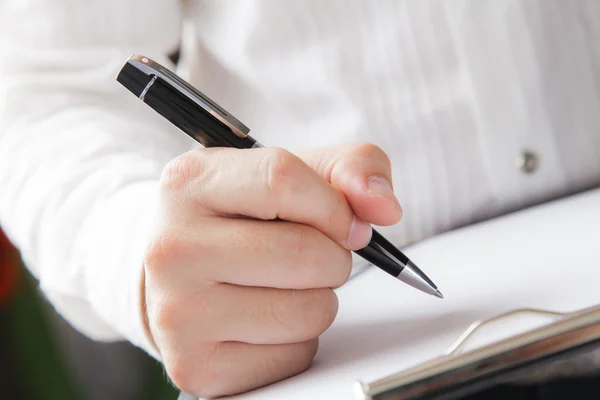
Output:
[222,187,600,399]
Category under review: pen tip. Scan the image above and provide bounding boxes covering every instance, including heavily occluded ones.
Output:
[434,290,444,299]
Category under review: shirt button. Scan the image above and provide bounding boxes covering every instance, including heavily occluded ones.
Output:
[516,150,539,174]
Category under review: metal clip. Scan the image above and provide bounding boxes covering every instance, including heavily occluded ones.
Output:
[446,308,570,356]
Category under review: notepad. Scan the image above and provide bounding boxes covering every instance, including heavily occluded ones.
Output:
[220,187,600,400]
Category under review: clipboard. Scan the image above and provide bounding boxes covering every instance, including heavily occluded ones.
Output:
[354,304,600,400]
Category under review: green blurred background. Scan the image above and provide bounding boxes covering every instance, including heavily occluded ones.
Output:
[0,228,179,400]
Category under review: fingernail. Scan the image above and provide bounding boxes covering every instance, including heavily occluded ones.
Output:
[348,216,372,249]
[367,176,400,205]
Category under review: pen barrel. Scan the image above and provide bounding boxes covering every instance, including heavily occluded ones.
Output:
[355,244,404,278]
[116,56,439,298]
[142,77,258,149]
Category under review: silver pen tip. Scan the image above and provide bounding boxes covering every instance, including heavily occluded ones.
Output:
[434,290,444,299]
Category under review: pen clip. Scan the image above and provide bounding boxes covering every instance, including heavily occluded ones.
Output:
[446,308,571,356]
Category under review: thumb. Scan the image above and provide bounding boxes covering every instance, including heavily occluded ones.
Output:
[293,143,403,227]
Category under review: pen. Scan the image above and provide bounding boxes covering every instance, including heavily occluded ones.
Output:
[115,53,443,300]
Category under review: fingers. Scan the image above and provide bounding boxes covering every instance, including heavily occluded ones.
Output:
[146,217,352,290]
[160,147,372,250]
[206,285,338,344]
[153,283,338,345]
[160,142,400,251]
[166,339,318,399]
[295,143,402,226]
[148,142,401,398]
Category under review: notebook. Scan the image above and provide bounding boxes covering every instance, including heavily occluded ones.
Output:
[210,187,600,400]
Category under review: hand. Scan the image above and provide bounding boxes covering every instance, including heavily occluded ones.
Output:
[142,143,402,398]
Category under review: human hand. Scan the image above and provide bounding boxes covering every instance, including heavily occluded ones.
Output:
[142,143,403,398]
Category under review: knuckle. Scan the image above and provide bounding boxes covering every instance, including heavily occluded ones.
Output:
[351,142,391,168]
[294,289,339,337]
[167,359,193,395]
[149,290,214,340]
[167,344,224,398]
[252,340,315,383]
[148,304,179,332]
[161,153,198,192]
[313,289,339,332]
[287,226,351,289]
[260,147,301,198]
[160,150,214,196]
[166,357,196,393]
[151,299,182,333]
[298,338,320,369]
[302,289,338,337]
[144,230,184,273]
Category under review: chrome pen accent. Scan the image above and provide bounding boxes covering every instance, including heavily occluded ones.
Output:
[398,261,443,298]
[139,75,157,101]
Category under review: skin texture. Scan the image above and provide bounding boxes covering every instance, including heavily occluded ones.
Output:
[142,143,403,398]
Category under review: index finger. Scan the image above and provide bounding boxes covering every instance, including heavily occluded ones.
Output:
[160,147,372,250]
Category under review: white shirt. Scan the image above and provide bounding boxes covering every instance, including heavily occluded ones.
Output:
[1,0,599,360]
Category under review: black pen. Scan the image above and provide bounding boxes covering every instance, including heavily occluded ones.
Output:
[115,53,443,300]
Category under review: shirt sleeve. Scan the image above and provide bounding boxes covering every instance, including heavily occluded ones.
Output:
[0,0,194,359]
